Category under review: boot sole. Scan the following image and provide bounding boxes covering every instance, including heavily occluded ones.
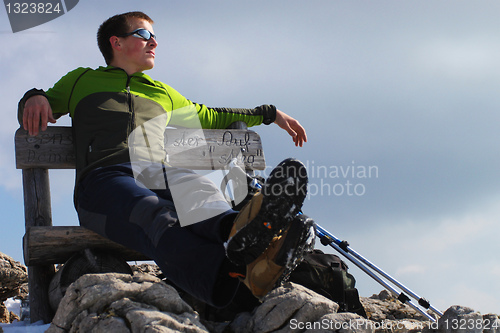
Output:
[263,158,308,218]
[226,158,308,265]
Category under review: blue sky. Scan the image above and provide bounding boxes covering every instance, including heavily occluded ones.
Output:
[2,0,500,315]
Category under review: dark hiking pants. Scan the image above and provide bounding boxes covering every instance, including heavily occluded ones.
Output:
[75,163,239,307]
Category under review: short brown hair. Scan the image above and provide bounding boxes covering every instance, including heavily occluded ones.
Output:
[97,11,154,65]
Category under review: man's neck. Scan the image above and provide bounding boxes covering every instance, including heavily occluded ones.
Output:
[109,61,143,76]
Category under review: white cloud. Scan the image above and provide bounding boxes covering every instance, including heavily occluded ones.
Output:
[345,196,500,314]
[396,264,427,277]
[413,36,500,80]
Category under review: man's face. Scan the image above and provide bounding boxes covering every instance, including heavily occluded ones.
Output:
[118,18,157,73]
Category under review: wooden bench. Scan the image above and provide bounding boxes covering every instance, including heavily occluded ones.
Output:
[15,123,266,323]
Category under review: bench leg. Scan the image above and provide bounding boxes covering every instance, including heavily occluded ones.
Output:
[28,264,55,324]
[22,169,55,323]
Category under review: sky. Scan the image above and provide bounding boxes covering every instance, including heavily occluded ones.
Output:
[1,0,500,316]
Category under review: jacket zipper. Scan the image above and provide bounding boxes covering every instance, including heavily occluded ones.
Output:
[88,69,135,156]
[126,75,135,137]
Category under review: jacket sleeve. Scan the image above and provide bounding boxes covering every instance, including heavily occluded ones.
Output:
[161,82,276,129]
[196,104,277,129]
[45,67,91,117]
[17,67,90,125]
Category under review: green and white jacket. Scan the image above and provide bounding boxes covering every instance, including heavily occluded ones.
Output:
[18,66,276,184]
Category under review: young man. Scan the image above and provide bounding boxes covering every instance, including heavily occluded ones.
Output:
[18,11,315,307]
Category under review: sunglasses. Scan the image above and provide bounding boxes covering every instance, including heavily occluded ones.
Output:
[119,28,157,41]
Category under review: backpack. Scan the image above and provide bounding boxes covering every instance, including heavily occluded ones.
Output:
[288,249,367,318]
[180,249,367,322]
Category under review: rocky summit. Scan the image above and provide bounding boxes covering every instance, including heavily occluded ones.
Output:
[1,252,499,332]
[45,272,499,333]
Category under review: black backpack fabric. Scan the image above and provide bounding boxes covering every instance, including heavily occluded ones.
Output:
[288,249,367,318]
[179,249,367,322]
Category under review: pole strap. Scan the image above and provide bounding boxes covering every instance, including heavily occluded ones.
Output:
[397,293,411,304]
[418,298,431,309]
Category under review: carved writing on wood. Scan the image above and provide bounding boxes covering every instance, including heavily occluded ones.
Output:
[15,127,265,170]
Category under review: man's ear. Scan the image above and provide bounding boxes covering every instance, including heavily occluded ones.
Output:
[109,36,122,51]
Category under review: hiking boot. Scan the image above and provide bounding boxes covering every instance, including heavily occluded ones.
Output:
[225,158,308,265]
[241,213,316,299]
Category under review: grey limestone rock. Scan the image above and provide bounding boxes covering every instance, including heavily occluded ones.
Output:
[46,273,208,333]
[0,252,27,302]
[0,252,27,323]
[240,282,340,333]
[38,269,499,333]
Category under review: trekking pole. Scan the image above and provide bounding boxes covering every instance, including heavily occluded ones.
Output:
[226,161,442,321]
[315,223,443,321]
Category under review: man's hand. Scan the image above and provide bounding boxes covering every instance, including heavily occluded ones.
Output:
[23,95,56,136]
[274,109,308,147]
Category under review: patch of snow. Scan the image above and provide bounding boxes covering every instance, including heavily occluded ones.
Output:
[4,298,21,317]
[1,298,50,332]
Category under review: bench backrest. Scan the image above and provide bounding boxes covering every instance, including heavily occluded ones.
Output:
[15,126,266,170]
[15,125,266,265]
[16,124,266,324]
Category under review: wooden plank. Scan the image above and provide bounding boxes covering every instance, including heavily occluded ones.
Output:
[15,127,75,169]
[28,265,55,323]
[22,169,52,228]
[163,128,265,170]
[22,168,56,323]
[24,226,150,266]
[15,126,265,170]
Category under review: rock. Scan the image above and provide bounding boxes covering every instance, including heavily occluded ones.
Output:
[131,263,163,279]
[46,273,208,333]
[370,289,391,301]
[0,304,20,324]
[226,282,340,333]
[0,252,28,302]
[439,305,482,333]
[483,314,500,333]
[0,252,28,323]
[362,291,432,322]
[429,305,494,333]
[37,268,499,333]
[2,254,498,332]
[307,312,373,333]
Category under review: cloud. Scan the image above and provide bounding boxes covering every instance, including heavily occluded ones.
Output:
[396,264,427,277]
[413,36,500,80]
[339,196,500,314]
